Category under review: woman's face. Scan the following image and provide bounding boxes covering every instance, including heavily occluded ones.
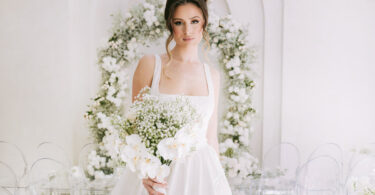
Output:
[172,3,205,47]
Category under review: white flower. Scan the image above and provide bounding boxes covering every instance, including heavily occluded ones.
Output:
[88,150,101,169]
[120,134,148,171]
[124,49,135,59]
[208,11,220,30]
[94,170,105,179]
[226,32,234,39]
[121,147,141,172]
[228,168,237,178]
[96,112,117,132]
[239,133,249,146]
[87,164,94,176]
[125,13,132,19]
[70,166,83,178]
[157,138,178,160]
[140,153,161,179]
[102,56,119,72]
[155,164,170,182]
[143,2,154,10]
[109,73,117,83]
[143,10,157,27]
[102,131,123,159]
[125,111,136,122]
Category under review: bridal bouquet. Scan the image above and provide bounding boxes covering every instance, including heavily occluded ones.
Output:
[119,87,203,192]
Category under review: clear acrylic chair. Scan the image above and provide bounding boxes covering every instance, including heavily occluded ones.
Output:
[76,143,97,189]
[345,155,375,194]
[296,155,341,195]
[28,157,71,194]
[307,143,344,193]
[346,142,375,189]
[258,142,300,195]
[78,143,96,170]
[0,141,28,194]
[0,187,13,195]
[0,161,18,194]
[307,143,343,167]
[36,141,71,167]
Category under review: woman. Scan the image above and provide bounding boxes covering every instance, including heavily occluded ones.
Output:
[111,0,232,194]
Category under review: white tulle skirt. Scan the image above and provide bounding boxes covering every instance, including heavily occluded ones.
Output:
[110,144,232,195]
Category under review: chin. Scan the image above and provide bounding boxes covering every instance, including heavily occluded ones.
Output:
[178,40,201,46]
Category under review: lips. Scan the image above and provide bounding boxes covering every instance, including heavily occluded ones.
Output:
[183,37,194,41]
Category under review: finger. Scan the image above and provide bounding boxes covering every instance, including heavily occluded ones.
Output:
[149,180,167,188]
[145,184,163,195]
[143,183,154,194]
[142,180,155,194]
[149,177,168,185]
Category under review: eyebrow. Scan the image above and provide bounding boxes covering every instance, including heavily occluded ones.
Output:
[172,16,201,20]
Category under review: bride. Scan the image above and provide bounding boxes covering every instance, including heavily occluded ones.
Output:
[111,0,232,194]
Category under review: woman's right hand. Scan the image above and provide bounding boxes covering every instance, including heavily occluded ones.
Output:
[142,177,168,195]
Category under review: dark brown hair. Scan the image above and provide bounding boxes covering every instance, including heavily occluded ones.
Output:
[163,0,210,77]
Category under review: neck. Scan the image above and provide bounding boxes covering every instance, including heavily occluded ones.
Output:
[170,45,200,63]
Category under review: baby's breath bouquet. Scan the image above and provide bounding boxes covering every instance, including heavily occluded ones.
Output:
[119,87,203,193]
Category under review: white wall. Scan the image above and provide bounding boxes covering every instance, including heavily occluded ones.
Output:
[0,0,134,174]
[281,0,375,162]
[0,0,73,177]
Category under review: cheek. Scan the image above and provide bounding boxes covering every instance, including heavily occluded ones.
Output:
[173,27,181,36]
[195,24,204,34]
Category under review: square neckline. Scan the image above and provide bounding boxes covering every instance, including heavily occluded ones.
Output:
[155,54,211,98]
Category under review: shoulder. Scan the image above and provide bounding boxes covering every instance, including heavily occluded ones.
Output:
[136,54,155,73]
[133,54,156,86]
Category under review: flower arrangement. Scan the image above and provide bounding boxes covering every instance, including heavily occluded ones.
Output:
[85,0,260,188]
[119,87,203,193]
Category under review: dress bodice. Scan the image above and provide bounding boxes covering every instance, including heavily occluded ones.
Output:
[150,54,215,140]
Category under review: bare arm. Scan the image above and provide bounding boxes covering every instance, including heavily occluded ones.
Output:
[132,55,167,194]
[132,55,155,103]
[206,66,221,156]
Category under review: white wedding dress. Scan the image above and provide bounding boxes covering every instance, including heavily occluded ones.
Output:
[110,54,232,195]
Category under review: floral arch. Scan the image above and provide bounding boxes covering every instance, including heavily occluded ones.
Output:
[85,0,260,188]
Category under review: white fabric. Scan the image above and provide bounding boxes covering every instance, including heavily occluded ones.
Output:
[111,54,232,195]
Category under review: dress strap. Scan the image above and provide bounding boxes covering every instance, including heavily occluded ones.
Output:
[151,54,161,93]
[203,63,214,98]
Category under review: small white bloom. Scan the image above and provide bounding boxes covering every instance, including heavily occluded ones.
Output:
[102,56,119,72]
[125,13,131,19]
[87,165,94,176]
[94,170,105,179]
[125,111,137,122]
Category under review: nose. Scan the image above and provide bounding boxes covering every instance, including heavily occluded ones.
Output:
[184,23,192,35]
